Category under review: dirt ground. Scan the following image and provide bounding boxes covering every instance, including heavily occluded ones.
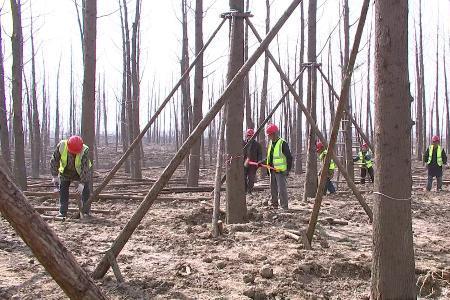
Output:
[1,146,449,299]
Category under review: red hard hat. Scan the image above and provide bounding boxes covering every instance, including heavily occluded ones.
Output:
[432,135,440,142]
[265,124,279,135]
[362,143,369,149]
[246,128,255,137]
[67,135,84,154]
[316,142,324,152]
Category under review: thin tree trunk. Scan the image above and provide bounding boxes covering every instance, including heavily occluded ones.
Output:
[213,110,226,237]
[295,1,304,175]
[371,0,415,297]
[102,75,108,145]
[434,26,440,137]
[366,23,373,143]
[244,0,254,129]
[0,20,11,170]
[444,47,450,154]
[419,0,426,150]
[30,13,41,178]
[259,0,270,159]
[181,0,191,178]
[54,57,61,146]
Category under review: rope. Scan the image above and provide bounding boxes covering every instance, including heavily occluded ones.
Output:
[224,154,244,165]
[372,191,412,202]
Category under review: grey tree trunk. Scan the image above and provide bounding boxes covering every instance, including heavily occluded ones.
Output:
[54,58,61,146]
[30,14,41,178]
[366,25,373,142]
[419,0,426,150]
[371,0,415,298]
[295,1,304,175]
[226,0,247,224]
[434,28,440,137]
[414,29,423,160]
[10,0,27,189]
[444,49,450,154]
[303,0,318,199]
[102,75,108,145]
[0,21,11,170]
[181,0,191,178]
[244,0,254,129]
[187,0,204,187]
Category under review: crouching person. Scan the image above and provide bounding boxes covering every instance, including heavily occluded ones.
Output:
[50,135,92,217]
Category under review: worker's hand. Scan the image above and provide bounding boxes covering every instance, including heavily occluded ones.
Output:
[52,176,60,186]
[76,183,84,195]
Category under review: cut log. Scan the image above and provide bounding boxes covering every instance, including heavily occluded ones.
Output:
[34,206,115,214]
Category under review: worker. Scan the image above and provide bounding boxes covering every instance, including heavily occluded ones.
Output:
[423,135,447,192]
[316,142,336,194]
[243,128,262,194]
[353,143,374,184]
[259,124,292,210]
[50,135,92,217]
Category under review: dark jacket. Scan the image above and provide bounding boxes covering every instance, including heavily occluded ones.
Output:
[262,137,293,172]
[243,139,262,164]
[50,141,91,183]
[423,145,447,177]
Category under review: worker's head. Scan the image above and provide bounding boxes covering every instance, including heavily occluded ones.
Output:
[316,142,325,153]
[246,128,255,139]
[361,143,369,152]
[265,124,279,141]
[67,135,84,154]
[432,135,440,145]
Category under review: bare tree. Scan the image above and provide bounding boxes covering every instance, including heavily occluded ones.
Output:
[419,0,426,150]
[444,46,450,154]
[434,24,440,137]
[295,1,304,175]
[181,0,191,177]
[54,57,61,145]
[187,0,204,187]
[102,75,108,145]
[371,0,415,298]
[0,18,11,169]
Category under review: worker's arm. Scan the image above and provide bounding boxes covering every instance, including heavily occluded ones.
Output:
[423,148,429,163]
[353,155,359,162]
[282,142,293,172]
[49,143,61,177]
[442,149,447,165]
[79,149,91,183]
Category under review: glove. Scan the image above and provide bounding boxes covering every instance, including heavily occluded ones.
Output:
[76,183,85,195]
[52,176,60,186]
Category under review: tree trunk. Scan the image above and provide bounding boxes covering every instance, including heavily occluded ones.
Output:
[81,0,97,167]
[370,0,415,298]
[419,0,426,151]
[444,48,450,154]
[0,21,11,170]
[226,0,247,224]
[366,24,373,142]
[30,13,41,178]
[10,0,27,189]
[295,1,304,175]
[181,0,191,178]
[434,27,439,137]
[187,0,204,187]
[213,110,226,237]
[102,75,108,145]
[303,0,318,199]
[54,58,61,146]
[244,0,254,129]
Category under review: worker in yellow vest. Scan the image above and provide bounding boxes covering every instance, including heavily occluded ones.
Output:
[316,142,336,194]
[423,135,447,191]
[353,143,374,184]
[50,135,92,217]
[259,124,292,210]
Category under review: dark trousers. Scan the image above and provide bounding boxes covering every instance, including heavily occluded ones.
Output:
[324,178,336,194]
[59,180,90,215]
[427,175,443,191]
[244,166,257,193]
[360,167,374,184]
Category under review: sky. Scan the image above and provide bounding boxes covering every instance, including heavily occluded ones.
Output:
[0,0,449,138]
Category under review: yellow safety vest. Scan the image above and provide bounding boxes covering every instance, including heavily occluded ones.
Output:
[427,145,443,167]
[58,140,91,176]
[358,151,373,169]
[320,150,336,170]
[267,138,287,172]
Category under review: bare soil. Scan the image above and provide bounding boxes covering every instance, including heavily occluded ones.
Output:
[1,146,449,299]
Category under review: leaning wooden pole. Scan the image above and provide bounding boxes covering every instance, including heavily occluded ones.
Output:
[0,168,107,300]
[246,19,373,221]
[86,19,226,207]
[306,0,372,245]
[91,0,304,279]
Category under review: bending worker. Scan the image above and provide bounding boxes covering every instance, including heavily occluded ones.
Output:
[50,135,92,217]
[353,143,374,184]
[316,142,336,194]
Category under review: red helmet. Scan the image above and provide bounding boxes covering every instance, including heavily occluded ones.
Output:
[361,143,369,150]
[246,128,255,137]
[265,124,279,135]
[67,136,84,154]
[432,135,440,143]
[316,142,324,152]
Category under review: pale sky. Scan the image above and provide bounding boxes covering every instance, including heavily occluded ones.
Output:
[0,0,448,137]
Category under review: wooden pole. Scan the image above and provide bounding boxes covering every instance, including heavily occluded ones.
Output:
[86,19,226,207]
[0,169,107,300]
[92,0,304,279]
[246,19,373,221]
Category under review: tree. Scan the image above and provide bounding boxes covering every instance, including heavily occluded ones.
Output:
[226,0,247,223]
[80,0,97,167]
[303,0,318,199]
[295,1,304,175]
[414,26,423,160]
[10,0,27,189]
[0,18,11,170]
[54,57,61,145]
[370,0,415,298]
[187,0,204,187]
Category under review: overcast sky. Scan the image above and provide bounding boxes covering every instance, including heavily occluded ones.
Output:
[0,0,448,136]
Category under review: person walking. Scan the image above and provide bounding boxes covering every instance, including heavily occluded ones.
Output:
[424,135,447,191]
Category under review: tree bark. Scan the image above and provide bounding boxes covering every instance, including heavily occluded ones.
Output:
[181,0,191,178]
[444,48,450,154]
[10,0,27,189]
[54,57,61,146]
[0,21,11,170]
[244,0,254,129]
[295,1,304,175]
[303,0,318,199]
[187,0,204,187]
[370,0,415,298]
[419,0,426,151]
[434,27,439,137]
[30,12,41,178]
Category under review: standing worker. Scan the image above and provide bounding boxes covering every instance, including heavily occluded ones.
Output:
[316,142,336,194]
[243,128,262,194]
[260,124,292,210]
[424,135,447,191]
[353,143,374,184]
[50,135,92,217]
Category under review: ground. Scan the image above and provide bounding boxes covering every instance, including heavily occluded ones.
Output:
[0,146,449,299]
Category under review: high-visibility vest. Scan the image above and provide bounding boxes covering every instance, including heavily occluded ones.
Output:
[427,145,443,166]
[358,151,374,169]
[58,140,91,176]
[319,150,336,170]
[267,138,287,172]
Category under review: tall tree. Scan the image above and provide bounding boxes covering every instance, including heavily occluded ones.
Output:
[303,0,318,199]
[414,27,423,160]
[226,0,247,223]
[366,23,373,142]
[371,0,415,298]
[295,1,304,175]
[444,46,450,154]
[80,0,97,164]
[181,0,191,177]
[54,57,61,145]
[187,0,204,187]
[434,24,440,137]
[419,0,426,151]
[244,0,254,129]
[0,18,11,169]
[102,75,108,145]
[30,12,41,177]
[10,0,27,189]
